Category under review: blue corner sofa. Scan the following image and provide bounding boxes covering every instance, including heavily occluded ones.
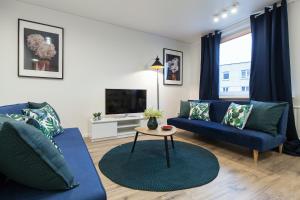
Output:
[0,103,107,200]
[167,100,289,161]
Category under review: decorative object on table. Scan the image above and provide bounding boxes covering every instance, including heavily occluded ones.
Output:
[189,102,210,121]
[222,102,253,130]
[163,48,183,86]
[150,56,164,109]
[93,112,102,120]
[99,140,219,191]
[18,19,64,79]
[161,125,173,131]
[144,108,162,130]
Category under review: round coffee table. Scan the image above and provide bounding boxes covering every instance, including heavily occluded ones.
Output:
[131,126,177,168]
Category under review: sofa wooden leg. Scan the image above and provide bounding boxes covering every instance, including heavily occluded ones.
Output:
[279,144,283,154]
[253,150,259,164]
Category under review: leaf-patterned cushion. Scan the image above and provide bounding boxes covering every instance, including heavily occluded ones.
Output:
[222,103,253,129]
[23,108,64,138]
[189,102,210,121]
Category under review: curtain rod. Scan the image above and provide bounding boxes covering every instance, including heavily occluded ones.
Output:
[206,0,297,36]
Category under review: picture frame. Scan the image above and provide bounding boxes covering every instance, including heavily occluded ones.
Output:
[163,48,183,85]
[18,19,64,79]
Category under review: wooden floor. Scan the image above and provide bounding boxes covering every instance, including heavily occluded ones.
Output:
[85,130,300,200]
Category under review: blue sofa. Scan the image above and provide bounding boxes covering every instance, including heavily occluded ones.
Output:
[0,103,107,200]
[167,100,289,161]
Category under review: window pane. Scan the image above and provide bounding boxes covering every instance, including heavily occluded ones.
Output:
[219,33,252,98]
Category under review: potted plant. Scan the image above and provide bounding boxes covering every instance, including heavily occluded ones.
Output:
[144,108,163,130]
[93,112,102,121]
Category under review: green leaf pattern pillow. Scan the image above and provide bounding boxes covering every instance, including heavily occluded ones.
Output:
[222,103,253,129]
[23,108,63,138]
[189,102,210,121]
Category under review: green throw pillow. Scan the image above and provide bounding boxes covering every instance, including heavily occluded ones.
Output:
[179,101,191,118]
[245,100,287,136]
[28,102,61,122]
[23,107,64,138]
[222,103,253,129]
[189,102,210,121]
[0,121,78,190]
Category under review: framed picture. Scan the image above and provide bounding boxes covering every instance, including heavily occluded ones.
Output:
[163,48,183,85]
[18,19,64,79]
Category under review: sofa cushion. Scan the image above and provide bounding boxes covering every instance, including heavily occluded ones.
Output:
[222,103,253,129]
[246,100,287,136]
[28,102,61,122]
[189,102,210,121]
[23,108,64,138]
[0,128,107,200]
[179,101,190,118]
[0,121,78,190]
[167,117,285,151]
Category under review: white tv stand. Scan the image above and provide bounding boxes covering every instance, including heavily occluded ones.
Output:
[88,116,147,141]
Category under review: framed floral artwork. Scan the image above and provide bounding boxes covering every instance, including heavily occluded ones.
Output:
[163,48,183,85]
[18,19,64,79]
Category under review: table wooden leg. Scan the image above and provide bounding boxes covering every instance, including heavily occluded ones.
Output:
[164,136,170,168]
[170,135,175,149]
[131,132,139,153]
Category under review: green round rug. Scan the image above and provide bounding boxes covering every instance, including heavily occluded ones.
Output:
[99,140,219,191]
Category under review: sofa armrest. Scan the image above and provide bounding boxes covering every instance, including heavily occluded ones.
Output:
[278,105,289,137]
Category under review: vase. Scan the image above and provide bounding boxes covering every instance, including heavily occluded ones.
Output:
[147,117,158,130]
[34,59,50,71]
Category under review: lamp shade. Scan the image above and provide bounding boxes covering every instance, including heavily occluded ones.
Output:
[150,56,164,70]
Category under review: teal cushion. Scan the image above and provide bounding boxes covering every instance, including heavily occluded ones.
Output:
[179,101,190,118]
[245,100,287,136]
[0,121,78,190]
[28,102,61,122]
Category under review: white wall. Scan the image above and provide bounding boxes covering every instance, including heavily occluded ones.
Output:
[0,0,200,136]
[288,0,300,136]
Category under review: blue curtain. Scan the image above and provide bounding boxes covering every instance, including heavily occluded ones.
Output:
[250,0,300,155]
[199,31,221,100]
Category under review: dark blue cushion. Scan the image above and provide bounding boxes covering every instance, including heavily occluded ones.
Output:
[0,128,106,200]
[0,103,28,115]
[168,118,285,152]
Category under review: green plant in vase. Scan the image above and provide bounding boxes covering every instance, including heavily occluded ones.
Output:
[144,108,163,130]
[93,112,102,121]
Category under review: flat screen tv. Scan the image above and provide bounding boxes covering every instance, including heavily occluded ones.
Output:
[105,89,147,115]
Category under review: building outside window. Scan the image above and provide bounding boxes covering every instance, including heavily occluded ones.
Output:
[219,33,252,98]
[241,69,250,79]
[223,72,229,80]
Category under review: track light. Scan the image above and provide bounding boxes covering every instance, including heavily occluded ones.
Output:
[221,10,228,18]
[231,3,239,14]
[213,15,220,23]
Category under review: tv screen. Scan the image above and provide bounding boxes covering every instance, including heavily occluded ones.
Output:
[105,89,147,114]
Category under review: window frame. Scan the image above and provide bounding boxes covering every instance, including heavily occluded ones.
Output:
[219,29,252,100]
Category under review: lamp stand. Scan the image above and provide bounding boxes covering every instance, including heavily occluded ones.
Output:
[156,69,160,110]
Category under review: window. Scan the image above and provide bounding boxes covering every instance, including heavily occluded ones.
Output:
[223,72,229,80]
[219,33,252,98]
[223,87,229,92]
[241,69,250,79]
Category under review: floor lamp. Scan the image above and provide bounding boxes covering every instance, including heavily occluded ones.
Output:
[150,56,164,110]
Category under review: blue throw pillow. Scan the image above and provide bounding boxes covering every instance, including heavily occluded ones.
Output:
[0,121,78,190]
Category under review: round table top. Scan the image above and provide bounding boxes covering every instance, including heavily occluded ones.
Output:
[134,126,177,137]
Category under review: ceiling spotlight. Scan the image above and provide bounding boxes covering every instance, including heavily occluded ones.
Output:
[213,15,219,23]
[231,3,239,14]
[221,10,228,18]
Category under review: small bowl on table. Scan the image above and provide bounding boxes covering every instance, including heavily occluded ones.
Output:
[161,125,173,131]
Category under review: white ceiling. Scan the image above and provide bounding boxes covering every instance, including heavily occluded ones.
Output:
[18,0,278,43]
